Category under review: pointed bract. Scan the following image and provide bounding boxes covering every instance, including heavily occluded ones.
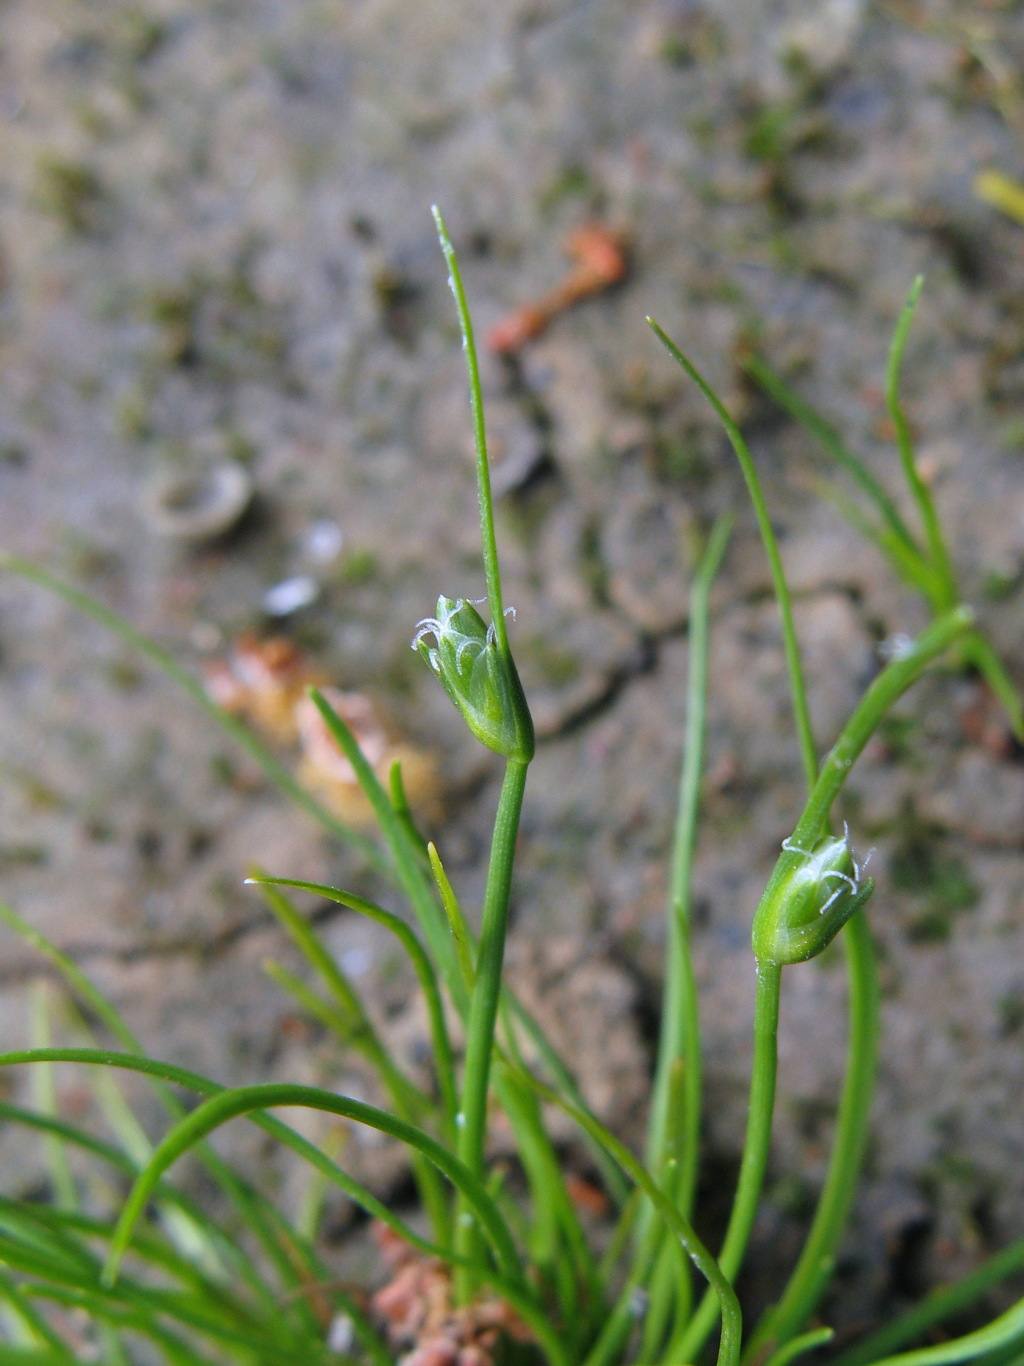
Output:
[413,597,534,762]
[752,832,874,966]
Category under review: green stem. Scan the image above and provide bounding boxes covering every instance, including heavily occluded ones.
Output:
[649,319,817,789]
[730,607,972,1358]
[512,1063,743,1366]
[496,1063,601,1342]
[671,962,782,1362]
[455,756,530,1294]
[646,516,731,1208]
[788,607,974,853]
[640,516,732,1355]
[745,912,880,1360]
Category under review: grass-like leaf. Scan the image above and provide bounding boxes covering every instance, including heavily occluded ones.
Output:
[248,875,459,1136]
[101,1081,526,1293]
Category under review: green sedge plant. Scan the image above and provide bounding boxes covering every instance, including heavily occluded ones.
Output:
[0,211,1023,1366]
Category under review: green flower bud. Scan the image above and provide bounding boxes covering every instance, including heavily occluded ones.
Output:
[752,830,874,966]
[413,596,535,762]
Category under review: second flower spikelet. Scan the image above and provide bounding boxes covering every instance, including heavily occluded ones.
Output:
[413,596,534,762]
[751,831,874,966]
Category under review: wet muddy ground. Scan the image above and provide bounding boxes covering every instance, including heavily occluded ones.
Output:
[1,0,1024,1338]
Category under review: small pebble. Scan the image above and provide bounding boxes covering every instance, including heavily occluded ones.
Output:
[341,946,372,978]
[262,574,319,616]
[189,622,223,653]
[328,1316,355,1354]
[302,517,344,564]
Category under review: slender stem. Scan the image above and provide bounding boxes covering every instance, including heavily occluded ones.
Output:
[434,207,508,653]
[496,1063,601,1340]
[788,608,974,853]
[503,988,631,1206]
[646,516,731,1205]
[513,1062,744,1366]
[648,319,817,789]
[730,608,973,1357]
[640,517,732,1353]
[455,757,530,1293]
[671,962,782,1362]
[744,912,880,1360]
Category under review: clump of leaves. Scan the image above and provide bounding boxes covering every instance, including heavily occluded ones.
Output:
[1,213,1023,1366]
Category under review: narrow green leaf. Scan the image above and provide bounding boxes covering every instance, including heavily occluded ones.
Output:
[102,1081,524,1291]
[745,914,880,1359]
[884,278,958,612]
[744,352,921,561]
[761,1325,834,1366]
[308,688,461,993]
[28,987,77,1214]
[649,317,817,790]
[427,841,477,992]
[0,904,325,1324]
[0,1047,465,1286]
[250,875,458,1135]
[432,207,507,652]
[836,1235,1024,1366]
[505,1061,742,1366]
[864,1292,1024,1366]
[0,1266,75,1358]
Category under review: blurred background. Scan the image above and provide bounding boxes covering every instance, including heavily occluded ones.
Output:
[1,0,1024,1328]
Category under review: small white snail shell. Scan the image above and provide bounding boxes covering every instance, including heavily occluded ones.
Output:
[141,461,253,543]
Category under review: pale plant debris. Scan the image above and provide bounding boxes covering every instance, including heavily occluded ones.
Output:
[205,636,441,827]
[372,1224,535,1366]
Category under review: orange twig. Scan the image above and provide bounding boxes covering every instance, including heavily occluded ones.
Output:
[488,222,628,355]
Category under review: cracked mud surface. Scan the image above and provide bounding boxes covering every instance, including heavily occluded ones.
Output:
[2,0,1024,1335]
